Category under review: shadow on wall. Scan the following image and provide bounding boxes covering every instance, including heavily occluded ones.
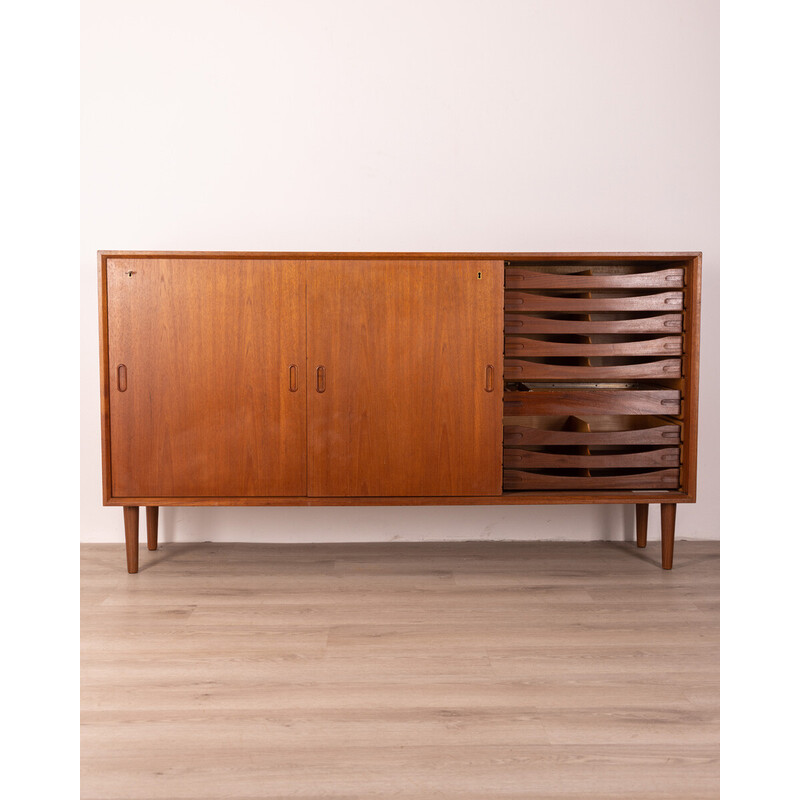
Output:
[152,503,642,545]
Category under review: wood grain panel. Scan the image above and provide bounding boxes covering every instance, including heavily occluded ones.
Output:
[307,260,503,496]
[106,258,306,497]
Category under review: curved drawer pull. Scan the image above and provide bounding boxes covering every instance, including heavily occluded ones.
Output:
[117,364,127,392]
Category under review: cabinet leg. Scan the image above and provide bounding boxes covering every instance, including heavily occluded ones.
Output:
[123,506,139,574]
[146,506,159,551]
[635,504,648,548]
[660,503,676,570]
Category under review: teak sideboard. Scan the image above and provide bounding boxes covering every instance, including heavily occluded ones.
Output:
[98,251,701,573]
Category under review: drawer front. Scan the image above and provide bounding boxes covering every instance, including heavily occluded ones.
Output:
[505,289,683,314]
[505,313,683,335]
[504,389,681,416]
[502,414,681,492]
[505,336,683,358]
[504,447,679,470]
[504,357,682,381]
[503,468,680,491]
[505,266,685,290]
[504,417,681,446]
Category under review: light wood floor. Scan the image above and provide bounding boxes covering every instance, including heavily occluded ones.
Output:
[81,540,719,799]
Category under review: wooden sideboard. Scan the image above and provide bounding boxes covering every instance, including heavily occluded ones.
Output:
[98,251,701,572]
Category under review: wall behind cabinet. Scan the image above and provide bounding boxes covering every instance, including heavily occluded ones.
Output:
[80,0,719,542]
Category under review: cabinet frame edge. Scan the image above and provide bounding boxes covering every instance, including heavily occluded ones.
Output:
[98,252,113,504]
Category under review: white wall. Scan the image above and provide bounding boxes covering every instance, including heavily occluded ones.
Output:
[81,0,719,543]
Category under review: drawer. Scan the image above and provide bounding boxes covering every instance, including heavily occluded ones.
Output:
[502,415,681,492]
[505,336,682,359]
[505,312,683,335]
[505,358,681,381]
[505,266,685,290]
[505,289,683,314]
[504,447,679,469]
[504,415,682,446]
[503,468,680,491]
[504,334,683,381]
[504,385,681,416]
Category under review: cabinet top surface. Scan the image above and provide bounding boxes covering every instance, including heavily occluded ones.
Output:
[99,250,702,260]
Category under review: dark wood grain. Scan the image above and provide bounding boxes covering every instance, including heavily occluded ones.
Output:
[122,506,139,574]
[636,504,648,548]
[504,313,683,335]
[106,258,307,497]
[505,267,685,289]
[505,290,684,313]
[503,469,679,491]
[146,506,158,551]
[100,492,695,506]
[504,358,682,381]
[681,256,702,500]
[661,503,677,570]
[504,336,682,358]
[503,418,681,446]
[504,389,681,416]
[503,447,679,469]
[307,260,504,496]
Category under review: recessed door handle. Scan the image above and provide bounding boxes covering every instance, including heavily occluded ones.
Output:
[117,364,127,392]
[485,365,494,392]
[289,364,298,392]
[316,365,326,393]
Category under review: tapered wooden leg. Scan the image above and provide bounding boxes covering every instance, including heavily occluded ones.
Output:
[635,504,648,548]
[146,506,159,551]
[661,503,676,570]
[123,506,139,574]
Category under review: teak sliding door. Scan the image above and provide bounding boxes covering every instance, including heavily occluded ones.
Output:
[106,258,306,497]
[307,259,504,497]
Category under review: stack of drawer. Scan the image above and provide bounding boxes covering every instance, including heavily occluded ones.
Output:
[502,260,685,491]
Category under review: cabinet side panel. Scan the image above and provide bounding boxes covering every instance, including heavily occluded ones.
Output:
[98,253,113,503]
[682,255,702,499]
[308,259,503,497]
[106,258,306,497]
